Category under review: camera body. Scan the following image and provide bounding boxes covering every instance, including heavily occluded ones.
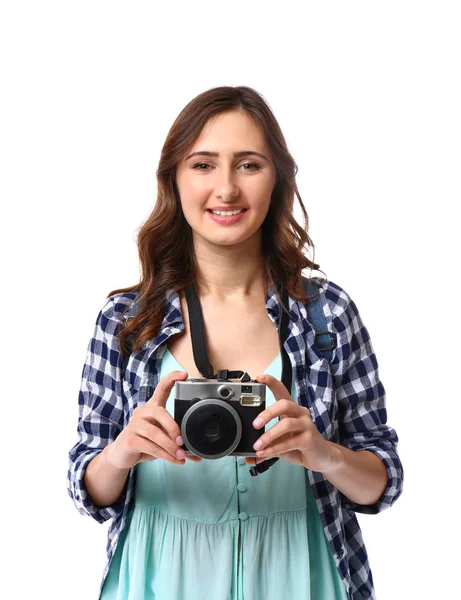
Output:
[174,378,266,459]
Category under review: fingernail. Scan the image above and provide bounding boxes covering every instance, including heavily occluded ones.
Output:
[176,449,186,460]
[253,417,264,428]
[176,435,184,445]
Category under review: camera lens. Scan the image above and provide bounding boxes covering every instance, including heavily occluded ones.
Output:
[204,420,220,439]
[181,399,242,459]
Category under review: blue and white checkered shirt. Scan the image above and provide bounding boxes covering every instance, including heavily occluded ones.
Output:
[67,277,403,600]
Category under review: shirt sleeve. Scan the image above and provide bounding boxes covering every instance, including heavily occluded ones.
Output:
[67,296,128,524]
[329,285,404,515]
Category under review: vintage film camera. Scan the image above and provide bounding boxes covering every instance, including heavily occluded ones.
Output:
[174,376,266,459]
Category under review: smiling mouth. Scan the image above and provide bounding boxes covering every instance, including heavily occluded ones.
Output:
[206,208,248,225]
[207,209,247,216]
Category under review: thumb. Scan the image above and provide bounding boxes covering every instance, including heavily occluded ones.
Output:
[146,370,188,407]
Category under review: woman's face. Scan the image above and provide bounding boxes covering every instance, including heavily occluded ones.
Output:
[175,110,277,249]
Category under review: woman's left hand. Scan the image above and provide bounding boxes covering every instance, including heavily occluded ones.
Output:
[244,374,339,473]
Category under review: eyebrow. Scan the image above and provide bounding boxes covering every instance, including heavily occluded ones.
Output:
[184,150,269,162]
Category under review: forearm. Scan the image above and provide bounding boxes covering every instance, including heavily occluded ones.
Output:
[84,443,130,508]
[321,442,388,506]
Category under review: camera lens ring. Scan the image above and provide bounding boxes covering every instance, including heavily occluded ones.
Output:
[181,399,242,459]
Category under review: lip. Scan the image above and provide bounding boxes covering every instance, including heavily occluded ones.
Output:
[206,206,247,211]
[206,208,248,226]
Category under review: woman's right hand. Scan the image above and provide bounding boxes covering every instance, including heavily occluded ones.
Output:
[105,370,202,469]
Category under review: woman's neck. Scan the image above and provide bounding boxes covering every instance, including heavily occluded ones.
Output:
[193,236,267,304]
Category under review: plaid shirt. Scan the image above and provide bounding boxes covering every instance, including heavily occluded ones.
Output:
[67,277,403,600]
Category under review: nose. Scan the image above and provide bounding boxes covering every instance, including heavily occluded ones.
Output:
[214,167,239,201]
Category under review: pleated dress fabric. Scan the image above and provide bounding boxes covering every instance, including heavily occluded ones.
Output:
[99,348,349,600]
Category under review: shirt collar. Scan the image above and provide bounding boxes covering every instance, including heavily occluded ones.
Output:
[265,282,301,327]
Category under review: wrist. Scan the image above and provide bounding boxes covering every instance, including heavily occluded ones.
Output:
[103,442,130,474]
[318,441,344,474]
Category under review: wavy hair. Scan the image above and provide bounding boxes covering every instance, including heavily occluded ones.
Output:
[108,85,327,357]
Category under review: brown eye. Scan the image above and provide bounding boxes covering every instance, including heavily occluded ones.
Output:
[241,163,261,171]
[192,163,211,170]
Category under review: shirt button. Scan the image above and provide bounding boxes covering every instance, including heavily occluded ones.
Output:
[238,512,248,521]
[237,483,247,492]
[237,458,246,466]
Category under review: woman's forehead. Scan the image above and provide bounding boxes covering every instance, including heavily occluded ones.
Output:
[187,112,270,157]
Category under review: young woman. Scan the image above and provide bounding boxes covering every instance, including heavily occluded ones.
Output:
[68,86,403,600]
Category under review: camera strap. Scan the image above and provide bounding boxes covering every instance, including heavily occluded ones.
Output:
[183,282,292,391]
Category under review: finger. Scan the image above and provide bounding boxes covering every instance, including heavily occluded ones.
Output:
[254,374,292,403]
[139,444,201,463]
[146,370,188,408]
[186,454,202,462]
[140,405,185,449]
[255,430,303,457]
[136,421,184,461]
[135,437,186,465]
[252,398,301,432]
[137,410,201,462]
[253,417,300,452]
[244,456,266,465]
[256,436,300,458]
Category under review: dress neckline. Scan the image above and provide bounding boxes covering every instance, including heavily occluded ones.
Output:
[164,346,281,377]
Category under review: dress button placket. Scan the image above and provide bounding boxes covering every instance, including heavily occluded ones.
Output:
[236,458,248,520]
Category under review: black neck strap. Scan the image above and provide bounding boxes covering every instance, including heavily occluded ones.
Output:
[184,282,292,393]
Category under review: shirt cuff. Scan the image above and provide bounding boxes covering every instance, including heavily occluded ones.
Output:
[68,449,127,523]
[340,446,404,515]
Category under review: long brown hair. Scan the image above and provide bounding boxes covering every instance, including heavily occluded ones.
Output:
[108,85,327,357]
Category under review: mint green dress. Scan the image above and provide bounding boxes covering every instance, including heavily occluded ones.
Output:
[100,349,349,600]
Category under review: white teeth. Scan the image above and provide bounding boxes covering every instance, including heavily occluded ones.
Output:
[210,209,244,216]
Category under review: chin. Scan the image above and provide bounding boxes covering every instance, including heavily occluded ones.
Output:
[212,233,261,249]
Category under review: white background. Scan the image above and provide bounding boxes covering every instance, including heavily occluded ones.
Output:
[1,1,459,598]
